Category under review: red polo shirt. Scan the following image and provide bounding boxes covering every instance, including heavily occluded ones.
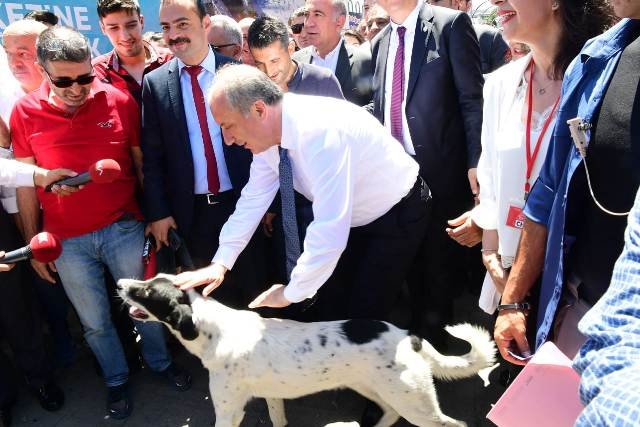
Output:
[93,41,171,104]
[11,80,142,239]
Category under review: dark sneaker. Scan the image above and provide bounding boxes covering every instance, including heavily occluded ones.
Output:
[107,383,132,420]
[33,382,64,412]
[158,363,191,391]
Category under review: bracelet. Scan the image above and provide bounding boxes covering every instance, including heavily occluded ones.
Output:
[497,302,531,313]
[481,248,498,253]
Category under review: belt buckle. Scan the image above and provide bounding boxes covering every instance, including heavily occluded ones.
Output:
[206,193,219,205]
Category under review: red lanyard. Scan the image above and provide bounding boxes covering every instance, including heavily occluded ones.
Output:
[524,60,560,198]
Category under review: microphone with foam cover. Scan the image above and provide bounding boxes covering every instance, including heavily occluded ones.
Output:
[1,232,62,264]
[45,159,121,192]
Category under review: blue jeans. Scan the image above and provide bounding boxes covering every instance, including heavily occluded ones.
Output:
[55,220,171,387]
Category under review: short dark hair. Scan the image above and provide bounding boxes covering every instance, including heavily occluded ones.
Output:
[23,10,58,26]
[36,26,91,65]
[247,16,289,50]
[159,0,207,20]
[97,0,141,18]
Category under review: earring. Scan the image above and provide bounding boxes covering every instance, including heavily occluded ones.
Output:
[552,1,560,10]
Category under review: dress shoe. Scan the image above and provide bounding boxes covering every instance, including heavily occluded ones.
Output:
[33,381,64,412]
[107,382,132,420]
[0,404,12,427]
[158,363,191,391]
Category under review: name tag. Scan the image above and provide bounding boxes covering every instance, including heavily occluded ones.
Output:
[506,199,526,229]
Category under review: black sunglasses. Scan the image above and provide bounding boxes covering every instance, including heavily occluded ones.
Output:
[44,68,95,88]
[291,23,304,34]
[212,43,237,51]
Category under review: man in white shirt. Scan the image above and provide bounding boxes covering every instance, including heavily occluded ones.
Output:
[0,19,48,123]
[293,0,373,106]
[176,64,430,320]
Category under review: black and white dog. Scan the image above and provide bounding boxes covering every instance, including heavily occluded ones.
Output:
[118,274,496,427]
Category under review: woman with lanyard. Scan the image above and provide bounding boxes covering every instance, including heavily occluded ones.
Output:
[470,0,613,315]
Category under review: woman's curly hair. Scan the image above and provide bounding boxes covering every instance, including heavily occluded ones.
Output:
[551,0,617,79]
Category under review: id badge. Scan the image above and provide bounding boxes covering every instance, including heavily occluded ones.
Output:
[505,198,526,229]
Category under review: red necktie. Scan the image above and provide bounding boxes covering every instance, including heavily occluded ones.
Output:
[390,26,406,143]
[185,65,220,194]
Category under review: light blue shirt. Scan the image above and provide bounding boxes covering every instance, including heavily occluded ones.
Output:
[177,47,232,194]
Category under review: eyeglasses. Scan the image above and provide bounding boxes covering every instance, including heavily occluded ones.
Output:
[212,43,237,51]
[291,23,304,34]
[43,68,95,88]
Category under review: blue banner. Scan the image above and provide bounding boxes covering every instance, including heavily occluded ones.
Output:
[0,0,364,56]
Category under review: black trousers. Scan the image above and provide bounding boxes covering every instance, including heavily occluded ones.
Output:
[185,194,268,309]
[289,178,431,322]
[0,208,51,407]
[407,196,473,348]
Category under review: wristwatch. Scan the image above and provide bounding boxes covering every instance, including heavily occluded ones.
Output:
[496,302,531,313]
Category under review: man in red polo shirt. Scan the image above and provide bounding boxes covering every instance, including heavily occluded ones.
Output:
[93,0,171,104]
[12,26,189,420]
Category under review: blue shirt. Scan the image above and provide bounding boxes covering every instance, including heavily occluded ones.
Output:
[177,47,232,194]
[523,19,640,349]
[572,188,640,426]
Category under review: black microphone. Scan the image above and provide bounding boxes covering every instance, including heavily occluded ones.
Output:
[1,232,62,264]
[45,159,121,192]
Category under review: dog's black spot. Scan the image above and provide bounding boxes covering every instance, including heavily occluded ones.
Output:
[321,368,329,374]
[318,335,327,347]
[297,365,302,370]
[376,366,381,370]
[335,341,341,347]
[386,364,393,369]
[410,335,422,352]
[224,364,229,370]
[340,319,388,345]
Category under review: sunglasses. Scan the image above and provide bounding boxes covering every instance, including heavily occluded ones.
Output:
[212,43,237,51]
[44,68,96,88]
[291,23,304,34]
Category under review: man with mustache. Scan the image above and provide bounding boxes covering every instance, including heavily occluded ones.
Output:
[142,0,265,307]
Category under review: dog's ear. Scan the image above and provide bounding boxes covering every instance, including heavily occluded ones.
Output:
[168,304,199,341]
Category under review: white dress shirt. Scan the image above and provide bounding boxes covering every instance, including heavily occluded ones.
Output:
[383,1,422,156]
[311,38,343,75]
[213,93,419,303]
[177,47,232,194]
[471,55,556,313]
[1,149,35,214]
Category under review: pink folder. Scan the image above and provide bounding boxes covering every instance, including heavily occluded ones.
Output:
[486,341,585,427]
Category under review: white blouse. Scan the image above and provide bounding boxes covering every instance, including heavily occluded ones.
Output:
[472,54,558,313]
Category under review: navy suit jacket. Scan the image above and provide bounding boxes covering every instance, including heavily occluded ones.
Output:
[370,5,483,202]
[141,52,252,234]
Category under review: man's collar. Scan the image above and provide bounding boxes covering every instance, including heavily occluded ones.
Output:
[390,0,422,32]
[177,46,217,75]
[108,41,166,72]
[580,18,640,63]
[312,37,343,60]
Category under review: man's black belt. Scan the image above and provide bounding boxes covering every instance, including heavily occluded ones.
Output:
[402,176,431,202]
[194,191,235,205]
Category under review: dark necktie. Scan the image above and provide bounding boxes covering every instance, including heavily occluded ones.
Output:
[279,147,300,281]
[390,26,406,143]
[185,65,220,194]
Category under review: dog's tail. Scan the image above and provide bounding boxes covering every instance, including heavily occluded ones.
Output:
[413,323,496,381]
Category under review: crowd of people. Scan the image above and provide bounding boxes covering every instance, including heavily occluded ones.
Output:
[0,0,639,425]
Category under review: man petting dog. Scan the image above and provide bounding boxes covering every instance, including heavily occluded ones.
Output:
[176,64,431,322]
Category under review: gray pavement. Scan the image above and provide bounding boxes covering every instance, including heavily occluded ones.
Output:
[10,291,507,427]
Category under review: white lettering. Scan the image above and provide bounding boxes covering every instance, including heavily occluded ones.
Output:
[24,4,44,12]
[6,3,23,22]
[52,5,71,27]
[74,6,90,31]
[89,37,101,57]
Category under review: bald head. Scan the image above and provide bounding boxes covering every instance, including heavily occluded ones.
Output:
[3,19,48,92]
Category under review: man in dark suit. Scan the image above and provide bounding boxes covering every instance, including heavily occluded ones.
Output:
[371,0,484,348]
[293,0,373,106]
[428,0,508,74]
[142,0,263,306]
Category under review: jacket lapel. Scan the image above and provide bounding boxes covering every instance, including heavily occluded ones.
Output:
[334,42,351,89]
[375,26,392,117]
[166,59,193,168]
[407,4,435,101]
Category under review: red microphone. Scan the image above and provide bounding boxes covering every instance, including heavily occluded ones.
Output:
[0,232,62,264]
[45,159,121,192]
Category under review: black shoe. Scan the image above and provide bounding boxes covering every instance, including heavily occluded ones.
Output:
[107,383,132,420]
[0,404,12,427]
[33,381,64,412]
[158,363,191,391]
